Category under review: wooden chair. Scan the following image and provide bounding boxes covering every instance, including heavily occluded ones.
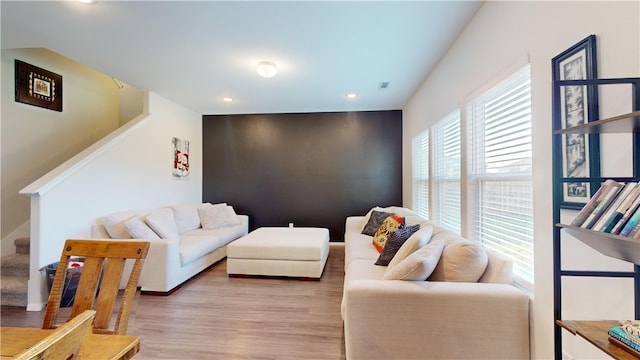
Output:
[43,239,150,335]
[15,309,96,360]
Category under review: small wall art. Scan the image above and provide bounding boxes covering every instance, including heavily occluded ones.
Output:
[172,137,190,178]
[15,60,63,112]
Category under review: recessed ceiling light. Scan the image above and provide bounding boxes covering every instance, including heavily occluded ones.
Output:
[256,61,277,78]
[222,97,233,102]
[346,92,357,99]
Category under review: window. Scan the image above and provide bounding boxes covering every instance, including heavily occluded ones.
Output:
[433,109,461,233]
[467,64,533,289]
[412,130,429,219]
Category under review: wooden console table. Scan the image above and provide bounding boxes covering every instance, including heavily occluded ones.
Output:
[557,320,639,359]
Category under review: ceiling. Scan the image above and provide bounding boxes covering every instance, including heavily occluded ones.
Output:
[1,1,483,115]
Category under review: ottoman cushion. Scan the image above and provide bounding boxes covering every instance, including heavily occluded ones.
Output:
[226,227,330,278]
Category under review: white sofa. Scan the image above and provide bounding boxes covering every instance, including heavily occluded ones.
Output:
[342,207,530,360]
[92,203,248,294]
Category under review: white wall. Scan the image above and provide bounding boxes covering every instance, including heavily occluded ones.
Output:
[403,2,639,359]
[22,91,202,310]
[1,48,120,249]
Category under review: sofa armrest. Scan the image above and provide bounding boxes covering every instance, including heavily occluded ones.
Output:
[137,238,181,292]
[237,215,249,235]
[343,280,530,360]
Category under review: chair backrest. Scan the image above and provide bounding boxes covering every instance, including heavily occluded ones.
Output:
[43,239,150,335]
[16,309,96,360]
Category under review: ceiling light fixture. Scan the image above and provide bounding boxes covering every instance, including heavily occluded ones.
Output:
[256,61,277,78]
[222,97,233,102]
[346,92,357,99]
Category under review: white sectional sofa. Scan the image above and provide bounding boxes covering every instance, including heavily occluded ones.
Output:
[342,206,530,360]
[92,202,248,294]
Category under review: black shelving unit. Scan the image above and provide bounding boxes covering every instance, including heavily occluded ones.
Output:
[552,77,640,360]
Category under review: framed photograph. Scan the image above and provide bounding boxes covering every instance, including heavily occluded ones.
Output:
[552,35,600,209]
[15,60,63,112]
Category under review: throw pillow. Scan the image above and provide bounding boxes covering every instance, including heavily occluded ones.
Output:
[383,239,445,280]
[198,203,241,230]
[387,224,434,268]
[124,216,161,239]
[375,224,421,266]
[103,210,146,239]
[145,207,180,240]
[372,214,405,253]
[361,210,392,236]
[170,203,202,233]
[427,232,488,282]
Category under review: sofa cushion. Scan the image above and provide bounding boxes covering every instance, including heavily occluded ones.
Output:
[103,210,147,239]
[125,216,161,239]
[145,207,180,241]
[428,229,488,282]
[375,224,420,266]
[361,210,392,236]
[383,239,445,280]
[372,214,405,253]
[180,225,246,265]
[198,203,241,230]
[387,224,434,268]
[170,203,202,233]
[344,258,388,283]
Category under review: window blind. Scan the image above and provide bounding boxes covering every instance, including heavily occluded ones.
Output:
[468,64,533,288]
[433,109,461,233]
[412,130,430,219]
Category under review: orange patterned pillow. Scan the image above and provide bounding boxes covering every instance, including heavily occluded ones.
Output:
[372,214,405,253]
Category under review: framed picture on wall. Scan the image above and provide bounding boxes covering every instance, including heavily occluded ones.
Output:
[14,60,63,112]
[552,35,600,209]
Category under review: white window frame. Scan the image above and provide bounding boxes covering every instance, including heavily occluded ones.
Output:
[466,62,534,290]
[412,130,430,219]
[433,109,461,234]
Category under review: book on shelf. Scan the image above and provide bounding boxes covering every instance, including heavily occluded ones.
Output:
[593,182,639,232]
[620,320,640,338]
[581,180,625,229]
[609,337,640,358]
[608,185,640,234]
[609,325,640,353]
[570,179,616,227]
[612,192,640,235]
[620,205,640,237]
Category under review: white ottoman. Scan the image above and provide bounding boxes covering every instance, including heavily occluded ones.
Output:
[226,227,330,278]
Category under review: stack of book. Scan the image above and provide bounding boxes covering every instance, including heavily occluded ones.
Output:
[570,180,640,238]
[608,320,640,357]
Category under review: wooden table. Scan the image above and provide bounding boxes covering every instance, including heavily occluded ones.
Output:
[1,327,140,359]
[557,320,639,360]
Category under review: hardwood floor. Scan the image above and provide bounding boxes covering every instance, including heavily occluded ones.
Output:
[1,244,347,359]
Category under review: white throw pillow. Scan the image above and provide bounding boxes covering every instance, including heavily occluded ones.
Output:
[145,207,180,240]
[103,210,146,239]
[198,203,240,229]
[427,230,488,282]
[170,203,202,233]
[383,239,445,280]
[125,216,160,239]
[387,224,434,268]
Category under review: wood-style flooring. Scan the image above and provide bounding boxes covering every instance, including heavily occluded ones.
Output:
[1,244,347,359]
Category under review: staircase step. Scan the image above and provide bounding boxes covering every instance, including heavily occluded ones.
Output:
[1,254,30,277]
[14,236,30,254]
[0,276,28,307]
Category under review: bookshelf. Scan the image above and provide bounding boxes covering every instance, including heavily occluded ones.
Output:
[553,78,640,360]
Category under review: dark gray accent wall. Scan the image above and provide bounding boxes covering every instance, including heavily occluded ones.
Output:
[202,110,402,240]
